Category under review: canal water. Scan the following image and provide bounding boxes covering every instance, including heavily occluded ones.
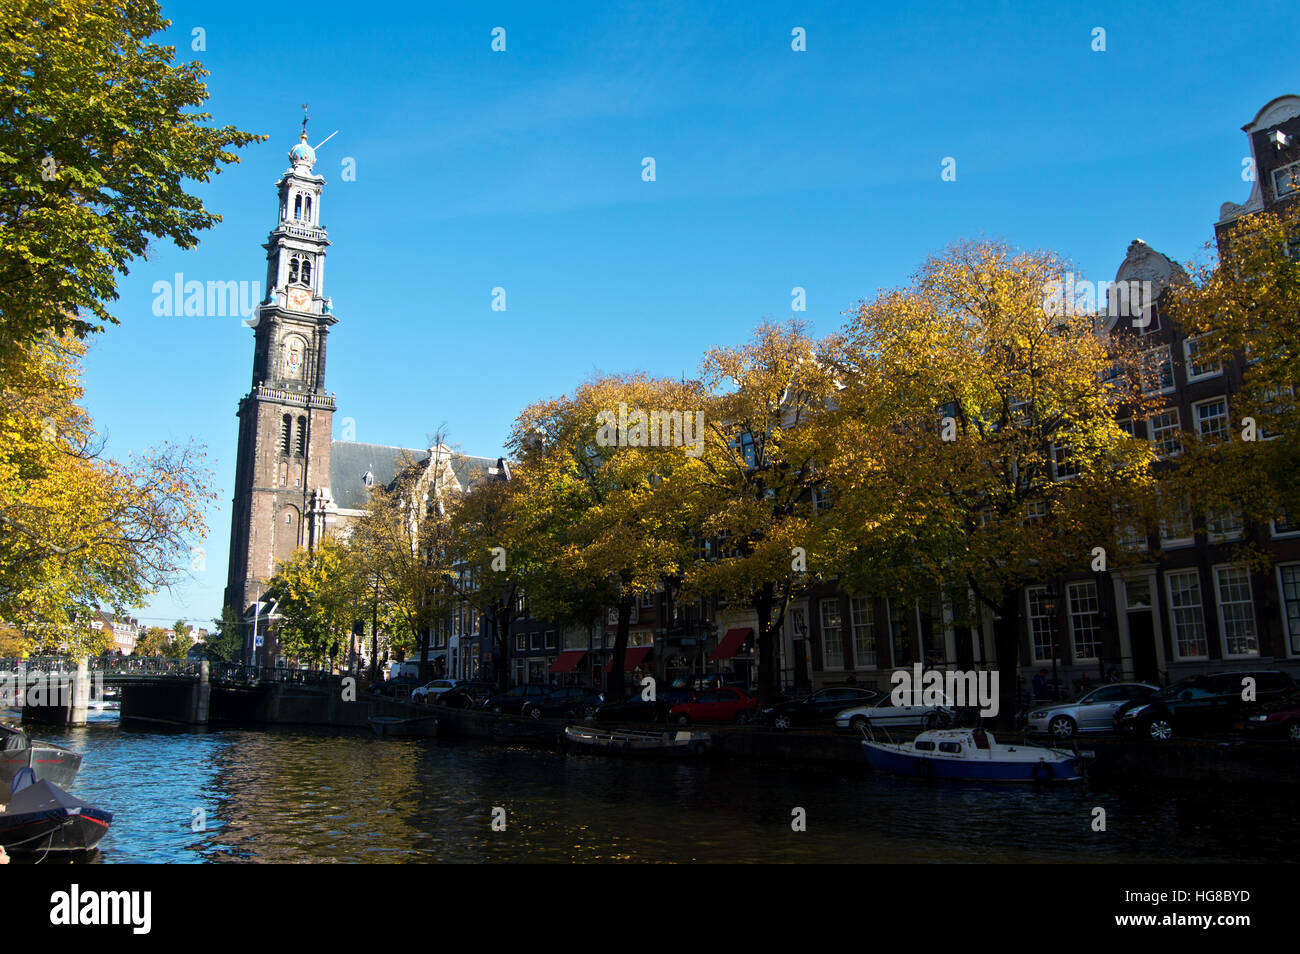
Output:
[15,714,1296,863]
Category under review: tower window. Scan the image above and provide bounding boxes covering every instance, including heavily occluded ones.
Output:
[296,416,307,457]
[305,196,313,222]
[293,194,302,219]
[281,415,291,455]
[301,258,312,286]
[288,257,299,284]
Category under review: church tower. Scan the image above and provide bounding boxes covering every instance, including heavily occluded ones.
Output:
[224,127,338,662]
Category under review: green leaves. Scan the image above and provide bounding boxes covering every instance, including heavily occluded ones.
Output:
[0,0,263,359]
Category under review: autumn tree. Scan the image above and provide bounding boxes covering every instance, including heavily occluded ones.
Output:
[204,606,246,662]
[1165,203,1300,536]
[265,538,358,669]
[350,449,458,683]
[674,321,843,704]
[826,241,1157,724]
[0,336,213,639]
[509,374,704,701]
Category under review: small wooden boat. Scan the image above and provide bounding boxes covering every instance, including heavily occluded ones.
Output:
[0,724,81,801]
[0,775,112,854]
[368,714,440,738]
[562,724,712,757]
[860,728,1085,782]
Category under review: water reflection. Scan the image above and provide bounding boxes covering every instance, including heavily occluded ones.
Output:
[17,718,1297,863]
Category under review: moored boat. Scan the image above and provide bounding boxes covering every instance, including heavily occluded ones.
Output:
[368,714,440,738]
[563,724,712,757]
[0,774,112,854]
[860,728,1085,782]
[0,724,81,801]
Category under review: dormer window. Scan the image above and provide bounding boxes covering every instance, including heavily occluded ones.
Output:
[1273,160,1300,199]
[363,471,375,488]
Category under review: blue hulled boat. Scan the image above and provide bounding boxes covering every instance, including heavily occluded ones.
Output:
[861,728,1084,783]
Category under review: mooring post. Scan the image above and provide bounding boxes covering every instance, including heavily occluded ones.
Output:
[195,659,211,724]
[70,657,90,726]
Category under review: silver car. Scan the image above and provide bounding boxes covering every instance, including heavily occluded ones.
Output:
[1026,682,1158,738]
[836,695,957,732]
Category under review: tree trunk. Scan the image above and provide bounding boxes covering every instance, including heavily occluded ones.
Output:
[495,600,510,693]
[605,597,633,702]
[991,588,1023,731]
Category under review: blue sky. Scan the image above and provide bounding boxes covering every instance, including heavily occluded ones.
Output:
[83,0,1300,629]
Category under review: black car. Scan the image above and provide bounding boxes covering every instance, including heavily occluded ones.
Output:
[366,675,422,698]
[595,688,696,724]
[760,686,879,730]
[482,684,551,714]
[522,686,605,720]
[434,680,497,708]
[1114,670,1297,741]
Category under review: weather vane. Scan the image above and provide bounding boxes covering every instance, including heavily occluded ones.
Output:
[300,102,309,134]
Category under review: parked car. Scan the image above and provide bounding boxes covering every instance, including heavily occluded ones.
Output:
[595,689,696,724]
[1025,682,1159,738]
[669,687,758,725]
[760,687,879,729]
[835,695,956,733]
[1240,690,1300,742]
[435,681,497,709]
[411,679,458,704]
[1114,670,1298,741]
[366,675,422,698]
[522,686,605,720]
[482,684,552,714]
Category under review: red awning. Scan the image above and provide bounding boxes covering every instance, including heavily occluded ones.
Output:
[604,646,654,672]
[548,650,586,674]
[709,628,752,660]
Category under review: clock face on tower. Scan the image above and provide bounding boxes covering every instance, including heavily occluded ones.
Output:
[287,287,311,312]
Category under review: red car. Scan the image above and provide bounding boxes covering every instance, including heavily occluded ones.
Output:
[1240,691,1300,742]
[669,687,758,725]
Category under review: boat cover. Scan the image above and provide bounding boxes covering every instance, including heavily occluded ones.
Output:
[6,779,108,820]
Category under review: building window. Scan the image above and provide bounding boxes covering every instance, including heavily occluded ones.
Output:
[1278,564,1300,656]
[1165,569,1209,659]
[1148,409,1182,459]
[1067,581,1102,660]
[1193,397,1229,442]
[288,257,299,284]
[886,598,912,667]
[293,194,302,219]
[1140,346,1176,395]
[514,633,526,652]
[1273,160,1300,199]
[296,416,307,457]
[1051,442,1077,480]
[1158,492,1194,547]
[1183,336,1222,382]
[305,195,313,222]
[849,596,876,668]
[530,631,542,652]
[1272,506,1300,537]
[1024,499,1047,525]
[820,598,843,670]
[544,630,556,650]
[281,414,292,455]
[1026,586,1054,663]
[1214,565,1259,657]
[528,660,546,684]
[513,662,525,686]
[301,258,312,286]
[1206,507,1244,542]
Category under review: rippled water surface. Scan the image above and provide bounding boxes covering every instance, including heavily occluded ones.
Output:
[18,715,1297,863]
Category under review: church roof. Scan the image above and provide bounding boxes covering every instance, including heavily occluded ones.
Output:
[329,441,428,511]
[329,442,502,511]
